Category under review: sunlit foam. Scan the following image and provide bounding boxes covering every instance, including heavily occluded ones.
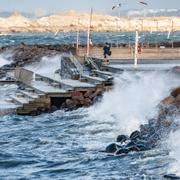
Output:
[0,53,12,68]
[88,71,180,136]
[26,55,62,76]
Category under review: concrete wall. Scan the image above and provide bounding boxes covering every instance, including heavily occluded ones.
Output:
[77,47,180,60]
[15,67,34,85]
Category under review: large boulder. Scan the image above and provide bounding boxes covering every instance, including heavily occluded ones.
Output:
[171,66,180,75]
[71,91,84,101]
[175,94,180,103]
[105,143,119,153]
[130,130,141,140]
[115,148,129,155]
[171,86,180,98]
[116,135,129,143]
[65,99,79,110]
[83,98,92,107]
[84,90,93,98]
[164,174,180,179]
[161,96,175,106]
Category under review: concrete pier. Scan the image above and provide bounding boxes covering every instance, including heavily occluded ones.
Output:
[1,50,180,116]
[1,55,114,115]
[77,47,180,60]
[103,59,180,73]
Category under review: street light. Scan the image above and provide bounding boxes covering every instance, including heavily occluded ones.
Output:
[112,3,122,32]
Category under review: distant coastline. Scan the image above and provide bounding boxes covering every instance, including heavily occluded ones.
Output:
[0,11,180,34]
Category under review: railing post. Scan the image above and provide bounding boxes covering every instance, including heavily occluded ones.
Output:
[134,26,139,68]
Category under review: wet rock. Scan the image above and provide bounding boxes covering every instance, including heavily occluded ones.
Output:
[71,91,84,101]
[84,90,93,98]
[140,124,149,136]
[171,86,180,98]
[127,145,140,152]
[65,99,74,107]
[30,109,38,116]
[115,148,129,155]
[105,143,119,153]
[89,89,102,99]
[126,139,150,152]
[172,66,180,75]
[83,98,92,107]
[148,118,156,125]
[17,84,25,90]
[60,102,66,109]
[175,94,180,103]
[166,104,179,117]
[0,44,76,69]
[130,130,141,140]
[5,77,13,81]
[126,141,136,148]
[161,96,176,106]
[55,69,60,74]
[70,99,80,110]
[116,135,128,143]
[65,99,79,110]
[40,107,49,113]
[135,143,150,151]
[164,174,180,179]
[135,139,148,145]
[93,95,102,103]
[160,119,173,128]
[51,105,58,112]
[36,109,42,115]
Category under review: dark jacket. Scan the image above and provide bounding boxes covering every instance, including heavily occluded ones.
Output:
[103,44,111,57]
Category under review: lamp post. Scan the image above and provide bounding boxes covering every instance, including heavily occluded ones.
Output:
[171,19,174,48]
[134,25,139,68]
[112,3,122,32]
[87,8,93,57]
[76,18,80,55]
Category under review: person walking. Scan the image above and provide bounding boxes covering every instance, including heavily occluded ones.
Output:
[103,42,111,64]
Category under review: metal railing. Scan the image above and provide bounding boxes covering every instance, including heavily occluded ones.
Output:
[85,57,99,70]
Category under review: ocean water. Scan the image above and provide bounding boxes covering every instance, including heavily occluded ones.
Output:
[0,31,180,46]
[0,70,180,179]
[0,33,180,179]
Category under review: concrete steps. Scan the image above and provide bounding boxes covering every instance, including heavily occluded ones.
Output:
[92,70,113,80]
[19,90,39,99]
[81,75,106,85]
[7,85,49,115]
[10,95,31,105]
[35,74,72,90]
[16,95,49,115]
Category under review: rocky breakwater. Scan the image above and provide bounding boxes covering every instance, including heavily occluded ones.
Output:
[105,86,180,156]
[60,89,103,111]
[0,43,76,79]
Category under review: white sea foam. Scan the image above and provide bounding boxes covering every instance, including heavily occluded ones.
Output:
[167,128,180,176]
[0,84,18,111]
[26,55,62,76]
[0,53,12,68]
[88,71,180,136]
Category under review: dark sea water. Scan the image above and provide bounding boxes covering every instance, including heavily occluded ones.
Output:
[0,31,179,46]
[0,33,180,179]
[0,110,170,180]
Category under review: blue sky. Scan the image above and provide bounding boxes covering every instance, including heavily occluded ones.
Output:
[0,0,180,13]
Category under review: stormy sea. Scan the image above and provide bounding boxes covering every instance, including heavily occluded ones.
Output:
[0,32,180,179]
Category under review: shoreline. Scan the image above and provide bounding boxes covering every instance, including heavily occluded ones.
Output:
[0,12,180,33]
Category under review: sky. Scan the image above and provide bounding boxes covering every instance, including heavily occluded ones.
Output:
[0,0,180,13]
